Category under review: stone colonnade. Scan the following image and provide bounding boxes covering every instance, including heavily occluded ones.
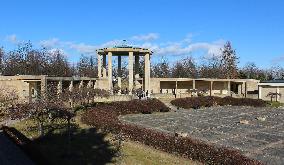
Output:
[40,78,97,99]
[170,80,247,96]
[97,50,151,95]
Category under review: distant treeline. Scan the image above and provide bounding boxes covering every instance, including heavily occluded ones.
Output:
[0,42,97,77]
[153,42,283,80]
[0,41,283,80]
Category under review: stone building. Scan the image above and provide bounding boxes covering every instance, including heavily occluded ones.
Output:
[0,75,97,103]
[0,46,261,102]
[150,78,259,99]
[258,80,284,102]
[95,46,259,99]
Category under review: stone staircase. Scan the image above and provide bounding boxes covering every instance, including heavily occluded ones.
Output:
[158,98,179,111]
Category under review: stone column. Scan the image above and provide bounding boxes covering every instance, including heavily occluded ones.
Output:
[108,52,113,93]
[144,53,150,93]
[210,81,213,96]
[57,80,63,96]
[227,81,231,96]
[79,80,84,89]
[192,80,196,89]
[103,55,107,78]
[28,83,32,103]
[238,84,242,95]
[118,56,122,94]
[258,85,262,99]
[97,54,102,78]
[69,81,74,107]
[41,76,47,99]
[243,82,247,98]
[129,52,134,94]
[87,80,93,88]
[276,86,279,101]
[135,55,140,78]
[93,80,97,89]
[175,81,178,96]
[69,81,74,92]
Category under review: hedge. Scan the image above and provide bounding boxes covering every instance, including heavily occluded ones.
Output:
[171,96,267,109]
[81,99,262,164]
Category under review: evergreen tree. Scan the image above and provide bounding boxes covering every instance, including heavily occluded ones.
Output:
[220,41,239,79]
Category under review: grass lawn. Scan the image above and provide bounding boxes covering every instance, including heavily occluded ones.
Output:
[12,112,200,165]
[268,101,284,108]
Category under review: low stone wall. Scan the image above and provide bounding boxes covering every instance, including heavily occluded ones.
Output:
[94,95,135,102]
[151,93,175,99]
[246,94,258,99]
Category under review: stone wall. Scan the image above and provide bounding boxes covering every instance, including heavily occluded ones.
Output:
[95,78,109,90]
[260,86,284,102]
[247,80,259,91]
[0,79,30,102]
[94,95,135,102]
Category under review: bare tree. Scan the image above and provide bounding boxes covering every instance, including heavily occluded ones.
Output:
[267,66,284,80]
[171,57,197,78]
[0,47,4,75]
[77,54,97,77]
[0,86,19,121]
[46,49,73,76]
[199,55,223,78]
[151,57,171,78]
[239,62,268,80]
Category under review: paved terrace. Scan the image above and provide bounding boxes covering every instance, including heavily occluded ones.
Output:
[120,106,284,164]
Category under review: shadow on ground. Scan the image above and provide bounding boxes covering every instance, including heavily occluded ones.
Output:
[1,123,118,165]
[30,126,118,165]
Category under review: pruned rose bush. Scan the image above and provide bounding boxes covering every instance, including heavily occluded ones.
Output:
[119,124,262,165]
[81,98,262,164]
[171,96,267,109]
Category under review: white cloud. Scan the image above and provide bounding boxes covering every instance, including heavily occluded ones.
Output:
[37,33,225,59]
[68,42,97,55]
[185,41,224,56]
[98,39,125,48]
[183,33,194,43]
[47,48,67,56]
[5,34,18,44]
[132,38,224,57]
[131,33,159,41]
[39,38,60,48]
[271,55,284,64]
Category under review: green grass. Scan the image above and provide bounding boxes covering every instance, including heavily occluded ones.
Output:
[267,101,284,108]
[115,141,200,165]
[12,113,200,165]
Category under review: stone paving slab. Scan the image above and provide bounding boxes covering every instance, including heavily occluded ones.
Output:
[120,106,284,164]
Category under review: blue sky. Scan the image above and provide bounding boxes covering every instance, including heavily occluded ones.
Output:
[0,0,283,68]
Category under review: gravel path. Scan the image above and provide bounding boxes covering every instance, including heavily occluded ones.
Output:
[120,106,284,165]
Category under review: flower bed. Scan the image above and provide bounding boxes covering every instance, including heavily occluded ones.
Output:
[81,99,262,164]
[171,96,267,109]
